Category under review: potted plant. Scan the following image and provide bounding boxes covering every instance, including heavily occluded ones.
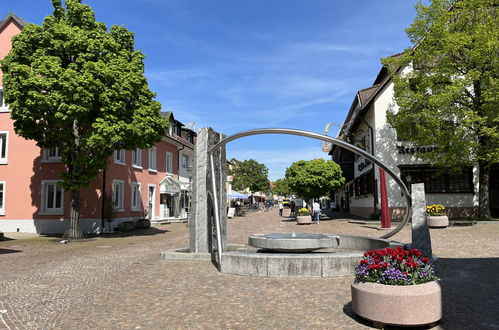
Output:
[426,204,449,228]
[351,246,441,327]
[296,207,312,224]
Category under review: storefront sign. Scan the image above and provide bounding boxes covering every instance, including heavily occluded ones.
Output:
[396,145,438,155]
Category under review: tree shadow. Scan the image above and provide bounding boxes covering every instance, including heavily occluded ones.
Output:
[342,257,499,329]
[0,248,23,254]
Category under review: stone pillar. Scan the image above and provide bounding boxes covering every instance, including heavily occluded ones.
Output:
[190,128,227,253]
[411,183,433,259]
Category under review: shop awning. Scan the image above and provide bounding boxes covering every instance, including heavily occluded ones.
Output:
[229,190,249,199]
[160,176,181,194]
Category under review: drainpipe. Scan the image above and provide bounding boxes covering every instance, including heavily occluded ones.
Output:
[100,169,106,232]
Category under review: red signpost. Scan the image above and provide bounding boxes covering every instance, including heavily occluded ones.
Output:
[379,168,391,228]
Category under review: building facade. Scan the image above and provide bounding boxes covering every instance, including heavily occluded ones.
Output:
[0,12,196,234]
[330,55,499,219]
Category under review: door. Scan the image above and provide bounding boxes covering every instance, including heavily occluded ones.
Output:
[148,185,155,220]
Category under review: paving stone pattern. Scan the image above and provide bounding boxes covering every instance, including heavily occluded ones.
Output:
[0,208,498,329]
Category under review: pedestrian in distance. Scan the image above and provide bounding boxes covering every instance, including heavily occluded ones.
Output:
[278,202,284,216]
[313,200,321,224]
[290,201,295,217]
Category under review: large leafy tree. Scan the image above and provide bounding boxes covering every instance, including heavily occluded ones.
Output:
[1,0,168,238]
[383,0,498,218]
[285,159,344,203]
[230,159,270,193]
[272,178,293,197]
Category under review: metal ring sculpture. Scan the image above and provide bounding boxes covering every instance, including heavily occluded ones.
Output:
[209,128,412,265]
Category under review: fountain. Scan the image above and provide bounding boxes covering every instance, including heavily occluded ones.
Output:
[248,233,340,252]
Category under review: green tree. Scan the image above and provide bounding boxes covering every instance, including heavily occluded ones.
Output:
[272,178,293,197]
[1,0,168,238]
[383,0,498,218]
[230,159,270,193]
[285,159,344,203]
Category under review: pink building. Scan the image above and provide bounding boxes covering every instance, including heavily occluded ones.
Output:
[0,13,196,234]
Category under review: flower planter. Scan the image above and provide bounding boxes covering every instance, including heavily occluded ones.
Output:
[296,215,312,225]
[427,215,449,228]
[351,280,442,327]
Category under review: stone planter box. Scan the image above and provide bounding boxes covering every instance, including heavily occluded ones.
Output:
[427,215,449,228]
[351,280,442,327]
[118,221,135,232]
[296,215,311,225]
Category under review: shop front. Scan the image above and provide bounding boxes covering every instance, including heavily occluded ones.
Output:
[159,176,181,220]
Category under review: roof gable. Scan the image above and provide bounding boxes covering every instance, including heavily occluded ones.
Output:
[0,12,27,32]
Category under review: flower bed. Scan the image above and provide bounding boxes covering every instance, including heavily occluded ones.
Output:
[355,246,438,285]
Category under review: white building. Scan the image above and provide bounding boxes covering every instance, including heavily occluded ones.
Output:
[330,54,498,219]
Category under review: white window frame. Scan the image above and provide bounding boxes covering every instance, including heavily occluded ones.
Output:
[0,131,8,164]
[40,180,64,215]
[131,182,141,211]
[0,87,8,112]
[0,181,5,216]
[42,147,61,162]
[148,147,157,172]
[166,152,174,174]
[114,150,126,165]
[112,180,125,212]
[132,148,142,168]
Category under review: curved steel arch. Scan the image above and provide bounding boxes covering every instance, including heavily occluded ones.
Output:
[208,128,412,265]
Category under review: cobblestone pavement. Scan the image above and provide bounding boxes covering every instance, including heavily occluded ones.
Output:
[0,208,498,329]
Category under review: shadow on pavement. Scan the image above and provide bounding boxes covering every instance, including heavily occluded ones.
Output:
[0,248,23,254]
[342,257,499,329]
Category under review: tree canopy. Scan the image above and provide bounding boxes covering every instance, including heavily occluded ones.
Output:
[230,159,270,193]
[1,0,168,237]
[383,0,498,217]
[285,158,344,202]
[272,178,293,197]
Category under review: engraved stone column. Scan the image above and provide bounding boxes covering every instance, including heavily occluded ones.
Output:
[411,183,433,259]
[190,127,227,253]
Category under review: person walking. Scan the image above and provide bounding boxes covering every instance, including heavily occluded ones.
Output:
[290,201,295,217]
[313,200,321,224]
[278,201,284,216]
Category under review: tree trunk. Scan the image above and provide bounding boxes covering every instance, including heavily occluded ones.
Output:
[66,190,84,239]
[63,119,85,240]
[478,160,491,219]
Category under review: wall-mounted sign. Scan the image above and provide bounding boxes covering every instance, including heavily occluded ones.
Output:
[357,159,372,171]
[396,145,438,155]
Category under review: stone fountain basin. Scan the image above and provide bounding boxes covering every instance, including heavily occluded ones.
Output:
[221,234,402,278]
[248,233,340,252]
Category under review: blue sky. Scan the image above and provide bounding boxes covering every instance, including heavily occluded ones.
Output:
[6,0,417,180]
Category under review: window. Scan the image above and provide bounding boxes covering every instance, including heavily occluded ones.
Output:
[131,182,141,211]
[0,131,8,164]
[0,181,5,215]
[43,147,61,162]
[114,150,125,164]
[112,180,125,212]
[132,148,142,168]
[41,181,64,215]
[0,87,7,112]
[354,170,375,197]
[400,166,473,194]
[166,152,173,174]
[181,154,190,168]
[148,147,157,171]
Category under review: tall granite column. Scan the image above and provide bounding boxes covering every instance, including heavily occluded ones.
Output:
[190,127,227,253]
[411,183,433,259]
